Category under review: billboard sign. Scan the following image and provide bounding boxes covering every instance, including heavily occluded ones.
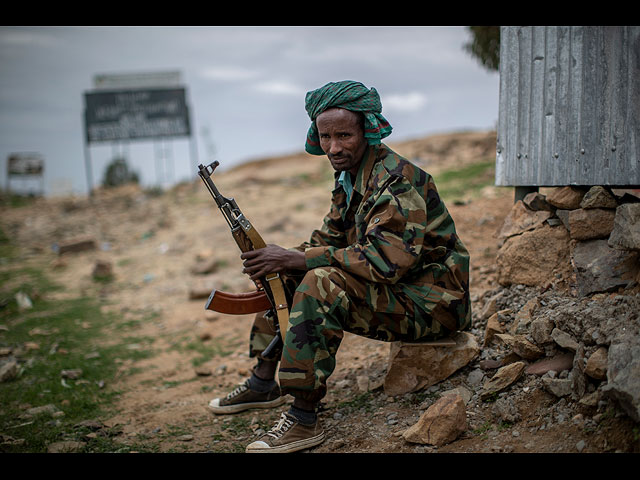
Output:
[7,152,44,175]
[84,87,191,143]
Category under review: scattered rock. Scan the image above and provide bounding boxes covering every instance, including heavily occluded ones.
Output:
[190,257,220,275]
[543,376,573,397]
[0,359,18,382]
[525,353,575,376]
[92,260,113,280]
[61,369,83,380]
[480,361,526,400]
[47,440,86,453]
[15,291,33,310]
[57,236,97,255]
[24,404,61,418]
[551,328,579,351]
[529,317,555,345]
[195,366,212,376]
[510,297,539,335]
[483,312,504,346]
[189,286,213,300]
[384,332,479,396]
[402,394,467,447]
[585,347,608,380]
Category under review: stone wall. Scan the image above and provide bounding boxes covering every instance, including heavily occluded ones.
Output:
[496,186,640,295]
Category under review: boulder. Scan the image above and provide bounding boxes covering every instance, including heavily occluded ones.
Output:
[580,186,618,209]
[572,239,639,296]
[608,203,640,251]
[384,332,479,396]
[523,191,553,211]
[497,200,553,241]
[546,186,587,210]
[402,393,467,447]
[602,340,640,422]
[497,223,571,287]
[568,208,616,240]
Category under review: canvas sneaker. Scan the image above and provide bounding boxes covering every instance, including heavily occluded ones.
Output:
[245,411,325,453]
[208,379,287,414]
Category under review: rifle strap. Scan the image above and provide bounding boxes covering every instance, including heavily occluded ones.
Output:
[243,224,290,337]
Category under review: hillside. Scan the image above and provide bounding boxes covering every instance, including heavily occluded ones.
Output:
[1,130,638,454]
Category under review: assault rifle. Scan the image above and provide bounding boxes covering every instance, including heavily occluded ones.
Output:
[197,161,289,358]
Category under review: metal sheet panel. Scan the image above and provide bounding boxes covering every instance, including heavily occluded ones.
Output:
[496,26,640,187]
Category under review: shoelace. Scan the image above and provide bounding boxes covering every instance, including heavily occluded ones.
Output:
[266,413,294,439]
[225,381,248,400]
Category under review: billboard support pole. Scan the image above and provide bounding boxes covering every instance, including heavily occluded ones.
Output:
[83,110,94,198]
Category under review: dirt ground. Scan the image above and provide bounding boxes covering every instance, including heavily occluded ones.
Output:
[3,130,639,454]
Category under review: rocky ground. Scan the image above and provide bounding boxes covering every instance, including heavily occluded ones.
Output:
[2,130,639,454]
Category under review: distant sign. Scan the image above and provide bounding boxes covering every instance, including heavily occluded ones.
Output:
[7,153,44,175]
[84,88,191,143]
[93,71,182,90]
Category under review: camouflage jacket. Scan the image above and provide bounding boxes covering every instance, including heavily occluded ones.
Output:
[297,143,471,328]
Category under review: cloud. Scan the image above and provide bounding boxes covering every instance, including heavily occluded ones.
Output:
[0,28,64,48]
[383,92,429,112]
[251,80,306,97]
[198,66,260,81]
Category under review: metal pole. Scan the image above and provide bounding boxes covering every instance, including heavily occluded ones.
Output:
[82,109,94,198]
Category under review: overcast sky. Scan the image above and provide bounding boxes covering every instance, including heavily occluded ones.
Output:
[0,26,500,196]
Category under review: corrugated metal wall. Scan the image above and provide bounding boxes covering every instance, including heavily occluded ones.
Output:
[496,26,640,187]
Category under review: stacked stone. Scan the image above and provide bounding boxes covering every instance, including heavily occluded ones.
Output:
[496,186,640,295]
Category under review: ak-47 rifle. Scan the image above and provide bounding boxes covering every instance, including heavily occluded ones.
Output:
[197,161,289,358]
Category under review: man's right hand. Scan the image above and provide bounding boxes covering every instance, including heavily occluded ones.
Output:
[241,244,306,281]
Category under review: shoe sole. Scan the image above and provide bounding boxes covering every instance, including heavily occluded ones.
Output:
[208,395,287,415]
[245,431,326,453]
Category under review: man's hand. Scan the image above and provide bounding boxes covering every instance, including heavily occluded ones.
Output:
[241,244,306,281]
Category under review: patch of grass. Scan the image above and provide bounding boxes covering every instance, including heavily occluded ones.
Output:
[336,391,376,414]
[431,159,495,203]
[0,226,156,453]
[167,334,234,368]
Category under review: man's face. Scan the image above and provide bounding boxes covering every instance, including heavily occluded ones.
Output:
[316,108,368,175]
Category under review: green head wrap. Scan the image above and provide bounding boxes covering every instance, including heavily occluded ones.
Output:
[304,80,392,156]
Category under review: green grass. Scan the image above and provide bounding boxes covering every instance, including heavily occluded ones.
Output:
[431,159,495,203]
[0,226,156,453]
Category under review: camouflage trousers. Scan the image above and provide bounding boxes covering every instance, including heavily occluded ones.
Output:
[249,266,462,404]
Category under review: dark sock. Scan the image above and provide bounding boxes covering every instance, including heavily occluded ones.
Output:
[288,405,317,425]
[247,373,277,393]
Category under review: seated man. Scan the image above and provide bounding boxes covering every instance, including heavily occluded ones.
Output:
[208,80,472,453]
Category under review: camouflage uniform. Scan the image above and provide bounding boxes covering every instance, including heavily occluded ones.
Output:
[250,143,471,404]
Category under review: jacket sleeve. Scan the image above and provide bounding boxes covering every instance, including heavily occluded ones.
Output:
[303,176,427,284]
